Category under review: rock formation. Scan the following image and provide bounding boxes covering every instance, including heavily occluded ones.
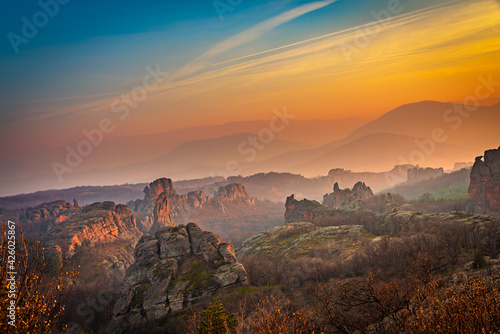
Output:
[175,190,211,211]
[110,223,247,333]
[468,147,500,213]
[150,192,174,233]
[214,183,255,205]
[237,222,367,260]
[128,178,178,212]
[21,200,76,224]
[42,201,142,260]
[128,179,256,221]
[20,200,80,239]
[285,195,332,223]
[323,181,374,210]
[128,178,213,215]
[407,166,444,183]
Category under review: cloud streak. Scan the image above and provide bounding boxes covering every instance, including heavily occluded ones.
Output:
[160,0,500,92]
[174,0,337,79]
[10,0,500,127]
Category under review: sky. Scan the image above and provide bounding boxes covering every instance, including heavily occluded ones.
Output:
[0,0,499,193]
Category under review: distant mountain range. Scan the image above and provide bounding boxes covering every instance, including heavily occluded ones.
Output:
[1,101,498,196]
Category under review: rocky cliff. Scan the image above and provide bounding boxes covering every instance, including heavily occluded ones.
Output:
[128,178,256,223]
[468,147,500,213]
[178,190,210,209]
[211,183,256,213]
[127,178,214,214]
[323,182,374,210]
[150,192,174,233]
[21,199,75,222]
[110,223,247,333]
[20,200,80,239]
[42,201,142,266]
[128,178,178,212]
[27,201,144,333]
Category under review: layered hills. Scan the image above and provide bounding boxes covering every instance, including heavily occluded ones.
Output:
[2,101,499,196]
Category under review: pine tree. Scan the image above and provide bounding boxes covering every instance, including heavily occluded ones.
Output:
[197,297,238,334]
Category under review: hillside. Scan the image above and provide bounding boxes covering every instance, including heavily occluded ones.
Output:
[3,101,497,196]
[117,132,314,178]
[386,167,471,200]
[291,132,476,175]
[346,101,500,149]
[0,118,369,196]
[248,101,500,176]
[237,222,370,260]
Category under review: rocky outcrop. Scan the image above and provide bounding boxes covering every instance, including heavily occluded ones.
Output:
[21,200,76,224]
[20,200,80,239]
[128,178,213,215]
[150,192,174,233]
[128,178,178,212]
[42,201,142,260]
[175,190,211,211]
[128,179,257,223]
[110,223,247,333]
[468,147,500,213]
[214,183,255,205]
[237,222,369,264]
[407,167,444,183]
[323,182,374,211]
[285,195,332,223]
[210,183,255,213]
[187,190,210,208]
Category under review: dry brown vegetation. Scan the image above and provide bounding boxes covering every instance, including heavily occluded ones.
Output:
[0,221,77,334]
[233,211,500,334]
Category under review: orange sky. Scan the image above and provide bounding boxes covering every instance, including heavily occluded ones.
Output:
[2,0,500,154]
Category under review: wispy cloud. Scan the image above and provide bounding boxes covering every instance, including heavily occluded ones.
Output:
[174,0,338,79]
[8,0,338,126]
[158,0,500,94]
[11,0,500,126]
[9,99,110,125]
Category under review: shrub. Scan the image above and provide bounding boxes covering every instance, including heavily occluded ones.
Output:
[0,221,77,333]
